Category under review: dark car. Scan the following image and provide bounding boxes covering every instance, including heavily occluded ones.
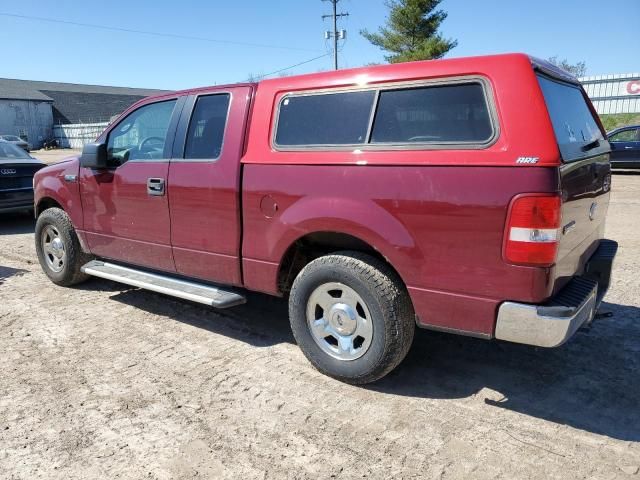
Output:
[607,125,640,169]
[0,135,32,152]
[0,141,46,214]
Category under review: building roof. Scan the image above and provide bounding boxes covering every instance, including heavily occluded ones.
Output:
[0,77,166,101]
[0,83,53,101]
[579,72,640,83]
[0,77,170,124]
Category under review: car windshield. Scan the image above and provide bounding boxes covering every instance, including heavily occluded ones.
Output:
[0,141,31,159]
[2,135,22,141]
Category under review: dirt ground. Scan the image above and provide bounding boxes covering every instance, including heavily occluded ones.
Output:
[29,149,81,165]
[1,172,639,480]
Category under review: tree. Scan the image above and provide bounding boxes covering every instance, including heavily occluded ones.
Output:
[246,70,292,82]
[246,72,263,82]
[547,56,587,78]
[361,0,457,64]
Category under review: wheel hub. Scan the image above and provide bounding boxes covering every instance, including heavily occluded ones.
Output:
[50,237,64,258]
[306,282,374,361]
[41,225,66,273]
[328,303,357,336]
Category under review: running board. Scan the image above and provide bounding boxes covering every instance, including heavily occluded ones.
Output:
[81,260,246,308]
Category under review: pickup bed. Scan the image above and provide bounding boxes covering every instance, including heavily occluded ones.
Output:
[33,53,617,383]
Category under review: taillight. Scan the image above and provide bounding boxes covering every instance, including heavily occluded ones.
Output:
[504,194,562,266]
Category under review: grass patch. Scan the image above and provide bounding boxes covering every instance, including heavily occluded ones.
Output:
[599,113,640,132]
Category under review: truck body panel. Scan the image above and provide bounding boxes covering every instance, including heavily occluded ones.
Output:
[79,160,176,272]
[242,164,560,335]
[166,86,252,286]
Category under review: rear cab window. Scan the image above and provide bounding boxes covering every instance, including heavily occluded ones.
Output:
[184,94,231,159]
[537,75,608,162]
[273,78,496,149]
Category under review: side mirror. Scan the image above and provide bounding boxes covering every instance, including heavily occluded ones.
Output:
[80,142,108,169]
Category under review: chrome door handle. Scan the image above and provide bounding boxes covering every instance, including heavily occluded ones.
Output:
[624,146,634,149]
[147,178,165,196]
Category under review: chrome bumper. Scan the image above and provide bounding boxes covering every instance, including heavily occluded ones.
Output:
[495,239,618,348]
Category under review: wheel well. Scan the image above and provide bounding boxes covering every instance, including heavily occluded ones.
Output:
[36,198,63,217]
[277,232,397,295]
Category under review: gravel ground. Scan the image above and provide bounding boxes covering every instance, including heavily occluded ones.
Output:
[0,173,639,479]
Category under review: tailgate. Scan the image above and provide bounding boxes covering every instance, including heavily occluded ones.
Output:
[537,74,612,293]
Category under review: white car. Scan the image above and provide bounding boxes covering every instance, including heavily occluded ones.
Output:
[0,135,32,152]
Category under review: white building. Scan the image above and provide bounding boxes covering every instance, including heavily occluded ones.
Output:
[579,73,640,115]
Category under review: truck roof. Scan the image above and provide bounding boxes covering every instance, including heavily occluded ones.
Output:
[145,52,577,102]
[113,52,588,168]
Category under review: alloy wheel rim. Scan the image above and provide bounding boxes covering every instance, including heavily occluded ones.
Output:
[42,225,65,273]
[306,282,373,361]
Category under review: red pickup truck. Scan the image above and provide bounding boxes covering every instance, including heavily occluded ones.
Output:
[33,53,617,383]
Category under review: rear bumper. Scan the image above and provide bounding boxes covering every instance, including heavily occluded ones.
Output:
[494,239,618,347]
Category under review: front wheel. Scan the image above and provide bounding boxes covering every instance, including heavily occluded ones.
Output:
[35,207,91,286]
[289,251,415,384]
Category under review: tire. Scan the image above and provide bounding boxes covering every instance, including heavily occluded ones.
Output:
[289,251,415,384]
[35,207,91,286]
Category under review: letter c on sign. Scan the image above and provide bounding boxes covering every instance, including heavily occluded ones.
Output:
[627,80,640,95]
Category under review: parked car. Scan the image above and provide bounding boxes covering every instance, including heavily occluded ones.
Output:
[607,125,640,169]
[0,142,45,214]
[32,53,617,383]
[0,135,32,152]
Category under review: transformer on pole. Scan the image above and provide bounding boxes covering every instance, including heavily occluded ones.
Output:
[322,0,348,70]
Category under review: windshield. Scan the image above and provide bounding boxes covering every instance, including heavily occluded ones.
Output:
[0,141,31,159]
[537,75,607,161]
[2,135,22,141]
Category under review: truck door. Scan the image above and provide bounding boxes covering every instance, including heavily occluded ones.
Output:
[167,86,252,286]
[80,97,183,272]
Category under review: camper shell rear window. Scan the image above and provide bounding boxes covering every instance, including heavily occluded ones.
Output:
[537,74,608,162]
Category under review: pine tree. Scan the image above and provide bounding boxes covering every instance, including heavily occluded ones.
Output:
[361,0,457,63]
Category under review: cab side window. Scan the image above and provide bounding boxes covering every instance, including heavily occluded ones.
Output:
[184,94,231,159]
[608,128,639,143]
[106,99,177,166]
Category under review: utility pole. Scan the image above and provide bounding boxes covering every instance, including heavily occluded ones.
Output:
[322,0,348,70]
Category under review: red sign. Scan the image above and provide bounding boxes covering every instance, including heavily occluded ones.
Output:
[627,80,640,95]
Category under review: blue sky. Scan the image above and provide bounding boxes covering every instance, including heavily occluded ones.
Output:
[1,0,638,90]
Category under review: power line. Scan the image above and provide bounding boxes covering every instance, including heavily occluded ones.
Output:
[322,0,349,70]
[256,53,331,80]
[0,12,320,53]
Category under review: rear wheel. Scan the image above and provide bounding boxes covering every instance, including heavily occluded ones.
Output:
[35,207,91,286]
[289,251,415,384]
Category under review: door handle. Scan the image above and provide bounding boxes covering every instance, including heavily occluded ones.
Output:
[624,146,634,150]
[147,178,165,196]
